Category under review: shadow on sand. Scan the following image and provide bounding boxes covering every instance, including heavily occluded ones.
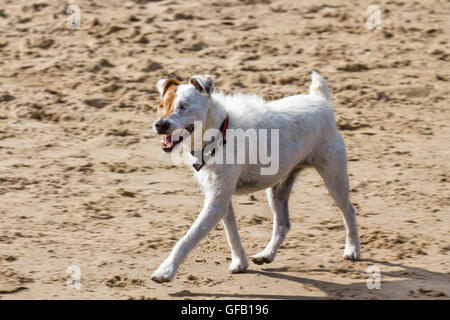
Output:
[169,259,449,299]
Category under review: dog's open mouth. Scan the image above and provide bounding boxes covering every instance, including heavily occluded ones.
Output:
[161,124,194,152]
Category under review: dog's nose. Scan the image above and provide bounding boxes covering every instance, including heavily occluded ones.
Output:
[155,119,170,133]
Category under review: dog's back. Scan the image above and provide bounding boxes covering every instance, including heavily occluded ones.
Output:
[207,72,339,193]
[215,71,335,137]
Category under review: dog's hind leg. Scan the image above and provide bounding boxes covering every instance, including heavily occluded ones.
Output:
[251,172,296,265]
[222,203,248,273]
[313,136,361,260]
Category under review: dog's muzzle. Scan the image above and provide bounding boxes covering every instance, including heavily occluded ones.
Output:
[154,119,170,134]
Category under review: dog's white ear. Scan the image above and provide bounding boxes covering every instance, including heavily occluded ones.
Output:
[189,75,215,96]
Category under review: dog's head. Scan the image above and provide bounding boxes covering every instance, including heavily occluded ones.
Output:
[153,75,215,152]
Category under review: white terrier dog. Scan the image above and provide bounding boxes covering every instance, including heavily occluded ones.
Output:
[151,71,360,283]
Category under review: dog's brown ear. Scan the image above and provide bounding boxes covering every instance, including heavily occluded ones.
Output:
[189,75,215,96]
[157,79,180,97]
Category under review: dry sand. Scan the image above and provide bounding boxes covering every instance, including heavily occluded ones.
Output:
[0,0,449,299]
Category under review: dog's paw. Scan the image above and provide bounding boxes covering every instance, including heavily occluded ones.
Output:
[251,251,274,265]
[151,264,176,283]
[343,244,361,261]
[229,259,248,274]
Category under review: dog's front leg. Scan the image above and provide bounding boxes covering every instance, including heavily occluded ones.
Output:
[222,203,248,273]
[151,190,233,283]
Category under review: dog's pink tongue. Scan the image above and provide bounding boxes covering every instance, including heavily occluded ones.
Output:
[163,135,171,145]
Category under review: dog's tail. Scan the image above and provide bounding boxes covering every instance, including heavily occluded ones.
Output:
[309,71,331,101]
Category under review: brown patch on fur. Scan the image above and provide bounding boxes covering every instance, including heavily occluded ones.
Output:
[157,79,180,117]
[189,77,203,93]
[189,76,213,96]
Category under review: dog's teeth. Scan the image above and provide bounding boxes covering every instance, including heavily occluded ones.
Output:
[163,135,171,145]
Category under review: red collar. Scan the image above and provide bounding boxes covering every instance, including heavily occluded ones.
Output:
[192,115,229,171]
[219,115,229,139]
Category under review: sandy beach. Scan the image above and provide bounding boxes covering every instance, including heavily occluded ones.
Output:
[0,0,449,299]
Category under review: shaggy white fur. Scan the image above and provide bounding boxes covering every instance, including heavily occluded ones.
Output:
[151,71,360,283]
